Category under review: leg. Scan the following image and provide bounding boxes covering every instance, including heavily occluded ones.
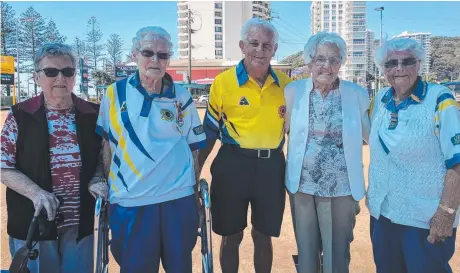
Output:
[220,231,244,273]
[58,226,94,273]
[251,227,273,273]
[290,192,321,273]
[210,147,252,272]
[11,238,41,273]
[401,226,456,273]
[370,216,406,273]
[160,194,199,273]
[315,196,333,273]
[330,196,358,273]
[251,151,286,273]
[109,203,161,273]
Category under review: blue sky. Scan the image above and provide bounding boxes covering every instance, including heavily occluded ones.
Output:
[7,1,460,61]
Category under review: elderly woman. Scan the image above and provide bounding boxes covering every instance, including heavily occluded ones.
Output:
[284,32,370,273]
[96,26,206,272]
[368,37,460,273]
[1,43,106,273]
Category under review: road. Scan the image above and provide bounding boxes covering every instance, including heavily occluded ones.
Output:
[1,109,459,272]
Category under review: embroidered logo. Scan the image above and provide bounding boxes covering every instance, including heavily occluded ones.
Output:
[279,105,286,118]
[451,133,460,146]
[193,125,204,135]
[160,109,174,121]
[388,112,399,130]
[239,96,250,106]
[120,101,127,112]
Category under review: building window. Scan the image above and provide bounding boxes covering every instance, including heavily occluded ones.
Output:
[215,50,223,55]
[215,11,222,17]
[215,26,222,32]
[215,34,222,40]
[324,4,329,8]
[215,19,222,24]
[215,42,223,48]
[215,3,222,9]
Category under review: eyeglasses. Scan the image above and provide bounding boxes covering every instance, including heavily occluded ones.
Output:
[248,41,274,51]
[36,67,76,77]
[139,50,170,60]
[384,57,418,69]
[311,55,342,66]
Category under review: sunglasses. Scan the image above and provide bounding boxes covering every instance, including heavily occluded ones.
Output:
[384,57,417,69]
[139,50,170,60]
[310,55,342,66]
[36,67,76,77]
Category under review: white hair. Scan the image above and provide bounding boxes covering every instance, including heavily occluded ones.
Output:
[240,18,279,44]
[303,31,347,65]
[131,26,173,54]
[374,37,425,71]
[34,43,77,71]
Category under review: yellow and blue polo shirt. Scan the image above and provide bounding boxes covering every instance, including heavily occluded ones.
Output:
[96,72,206,207]
[203,60,292,149]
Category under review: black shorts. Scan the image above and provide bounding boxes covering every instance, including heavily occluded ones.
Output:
[210,144,286,237]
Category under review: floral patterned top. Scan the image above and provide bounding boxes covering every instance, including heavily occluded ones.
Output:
[298,88,351,197]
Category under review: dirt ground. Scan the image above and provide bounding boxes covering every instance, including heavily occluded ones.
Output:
[0,109,459,272]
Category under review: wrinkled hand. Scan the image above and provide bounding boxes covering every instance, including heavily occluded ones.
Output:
[31,190,60,221]
[427,207,455,244]
[89,181,109,200]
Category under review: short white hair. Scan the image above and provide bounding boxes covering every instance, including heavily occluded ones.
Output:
[303,31,347,65]
[131,26,173,54]
[375,37,425,71]
[240,18,279,44]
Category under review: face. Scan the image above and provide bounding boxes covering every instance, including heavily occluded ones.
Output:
[384,51,420,91]
[239,27,278,73]
[134,38,170,81]
[34,55,76,100]
[308,44,342,86]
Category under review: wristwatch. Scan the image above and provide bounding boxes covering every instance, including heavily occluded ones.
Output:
[440,204,456,215]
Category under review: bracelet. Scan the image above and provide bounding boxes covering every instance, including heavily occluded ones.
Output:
[439,204,456,215]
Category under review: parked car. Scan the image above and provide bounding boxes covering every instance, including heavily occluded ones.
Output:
[198,95,209,104]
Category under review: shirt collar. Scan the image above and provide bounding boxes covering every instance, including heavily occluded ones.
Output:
[21,92,96,115]
[381,76,427,112]
[129,70,176,99]
[235,59,280,87]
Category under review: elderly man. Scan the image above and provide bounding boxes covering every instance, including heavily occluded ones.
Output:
[96,26,206,273]
[199,18,292,273]
[1,43,106,273]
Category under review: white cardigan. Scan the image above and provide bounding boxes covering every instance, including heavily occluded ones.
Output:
[284,78,371,201]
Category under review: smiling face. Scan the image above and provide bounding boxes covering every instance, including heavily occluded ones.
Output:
[384,51,420,92]
[34,55,76,101]
[239,26,278,74]
[133,38,170,81]
[308,44,342,86]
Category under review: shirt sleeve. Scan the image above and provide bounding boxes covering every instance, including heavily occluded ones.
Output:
[182,93,207,151]
[1,110,18,168]
[95,85,112,142]
[203,76,223,141]
[435,89,460,169]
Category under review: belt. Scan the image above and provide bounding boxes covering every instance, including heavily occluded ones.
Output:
[223,144,281,159]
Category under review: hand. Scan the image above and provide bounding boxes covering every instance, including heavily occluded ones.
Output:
[427,207,456,244]
[89,180,109,200]
[31,190,60,221]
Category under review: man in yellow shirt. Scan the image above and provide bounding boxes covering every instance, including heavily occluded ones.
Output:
[198,18,292,273]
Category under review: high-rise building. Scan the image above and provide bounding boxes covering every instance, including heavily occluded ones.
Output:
[394,31,431,75]
[177,1,270,61]
[365,30,375,77]
[310,1,367,84]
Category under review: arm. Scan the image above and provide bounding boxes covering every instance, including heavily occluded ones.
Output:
[428,89,460,243]
[198,139,217,168]
[359,88,371,144]
[88,140,110,200]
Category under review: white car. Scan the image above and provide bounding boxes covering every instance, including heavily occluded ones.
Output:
[198,95,209,103]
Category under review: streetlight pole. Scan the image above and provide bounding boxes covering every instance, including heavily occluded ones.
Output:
[375,6,384,90]
[187,8,193,84]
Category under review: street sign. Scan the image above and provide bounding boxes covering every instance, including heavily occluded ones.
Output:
[1,55,15,85]
[115,65,137,79]
[80,57,89,94]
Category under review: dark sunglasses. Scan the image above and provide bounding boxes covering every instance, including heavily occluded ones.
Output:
[36,67,76,77]
[384,57,417,69]
[140,50,170,60]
